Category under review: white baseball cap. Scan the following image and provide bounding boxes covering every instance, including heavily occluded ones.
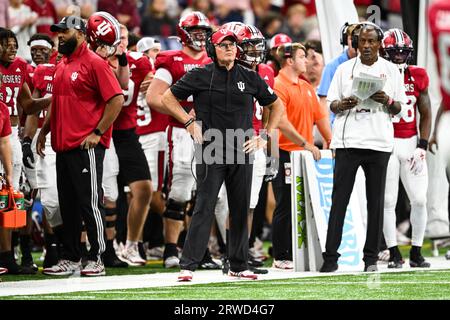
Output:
[137,37,161,53]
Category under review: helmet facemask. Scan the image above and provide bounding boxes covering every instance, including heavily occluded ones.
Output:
[240,39,266,67]
[185,27,209,51]
[385,46,413,72]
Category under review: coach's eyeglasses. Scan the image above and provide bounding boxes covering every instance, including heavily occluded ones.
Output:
[215,42,237,50]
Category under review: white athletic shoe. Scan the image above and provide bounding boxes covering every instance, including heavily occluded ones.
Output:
[228,269,258,280]
[164,256,180,268]
[272,260,294,270]
[81,260,106,276]
[146,246,164,260]
[177,269,193,282]
[42,259,81,276]
[119,246,146,266]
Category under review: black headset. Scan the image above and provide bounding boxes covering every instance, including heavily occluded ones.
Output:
[351,22,384,51]
[205,31,216,60]
[340,22,351,46]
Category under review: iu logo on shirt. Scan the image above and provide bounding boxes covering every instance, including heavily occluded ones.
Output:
[71,72,78,82]
[237,81,245,92]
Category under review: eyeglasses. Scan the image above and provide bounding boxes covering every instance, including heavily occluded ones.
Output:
[215,42,237,50]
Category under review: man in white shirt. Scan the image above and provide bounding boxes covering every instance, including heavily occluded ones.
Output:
[320,22,408,273]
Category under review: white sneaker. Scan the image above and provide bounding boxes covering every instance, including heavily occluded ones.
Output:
[81,260,106,276]
[0,266,7,275]
[119,246,146,266]
[378,249,390,262]
[272,260,293,270]
[445,250,450,260]
[177,269,193,281]
[164,256,180,268]
[146,246,164,260]
[43,259,81,276]
[228,269,258,280]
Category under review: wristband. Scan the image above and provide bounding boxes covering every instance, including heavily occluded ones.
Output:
[417,138,428,150]
[184,118,195,128]
[117,52,128,67]
[93,128,103,136]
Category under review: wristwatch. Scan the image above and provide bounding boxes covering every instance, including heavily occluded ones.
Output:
[93,128,103,136]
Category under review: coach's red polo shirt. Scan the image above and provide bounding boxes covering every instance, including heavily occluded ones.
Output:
[51,42,123,152]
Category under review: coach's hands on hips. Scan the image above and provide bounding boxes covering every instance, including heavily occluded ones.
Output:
[36,132,46,158]
[187,122,203,144]
[409,148,426,175]
[80,133,101,150]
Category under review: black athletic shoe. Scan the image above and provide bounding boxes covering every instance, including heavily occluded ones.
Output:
[249,265,269,274]
[0,253,22,275]
[248,257,264,268]
[103,242,128,268]
[410,246,430,268]
[199,256,221,270]
[409,254,431,268]
[20,256,38,274]
[387,246,404,269]
[319,260,338,273]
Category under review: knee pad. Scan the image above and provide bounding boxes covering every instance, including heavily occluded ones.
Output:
[163,199,186,221]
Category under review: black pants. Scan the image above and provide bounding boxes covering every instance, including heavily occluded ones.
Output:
[56,146,106,263]
[180,163,252,272]
[323,148,391,265]
[271,149,292,260]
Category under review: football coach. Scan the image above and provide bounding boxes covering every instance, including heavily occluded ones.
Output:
[161,27,284,281]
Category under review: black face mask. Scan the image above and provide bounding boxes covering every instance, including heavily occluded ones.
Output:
[58,35,78,55]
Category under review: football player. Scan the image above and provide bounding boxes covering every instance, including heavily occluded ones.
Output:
[0,27,51,274]
[381,29,432,268]
[146,12,212,268]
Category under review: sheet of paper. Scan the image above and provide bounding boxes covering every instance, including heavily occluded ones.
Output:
[351,73,386,101]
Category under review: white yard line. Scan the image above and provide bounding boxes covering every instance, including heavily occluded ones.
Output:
[0,257,449,297]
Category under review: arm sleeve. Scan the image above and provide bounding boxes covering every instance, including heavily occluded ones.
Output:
[317,64,334,97]
[255,73,278,107]
[326,65,342,105]
[170,68,202,100]
[92,59,124,103]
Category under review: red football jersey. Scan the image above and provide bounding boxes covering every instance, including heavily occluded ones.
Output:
[155,50,211,128]
[51,43,123,152]
[24,0,57,37]
[0,102,12,137]
[0,57,28,116]
[135,58,169,136]
[32,63,55,128]
[254,63,275,135]
[428,0,450,111]
[113,52,152,131]
[393,66,429,138]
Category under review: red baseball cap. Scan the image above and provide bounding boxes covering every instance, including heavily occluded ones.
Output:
[269,33,292,49]
[211,28,237,45]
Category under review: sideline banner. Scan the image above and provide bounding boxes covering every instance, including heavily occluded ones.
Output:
[291,150,365,271]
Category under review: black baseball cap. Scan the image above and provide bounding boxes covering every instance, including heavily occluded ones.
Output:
[51,16,86,33]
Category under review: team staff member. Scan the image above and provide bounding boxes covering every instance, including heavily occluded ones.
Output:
[271,42,332,270]
[162,28,284,282]
[320,23,407,273]
[37,16,124,277]
[428,0,450,261]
